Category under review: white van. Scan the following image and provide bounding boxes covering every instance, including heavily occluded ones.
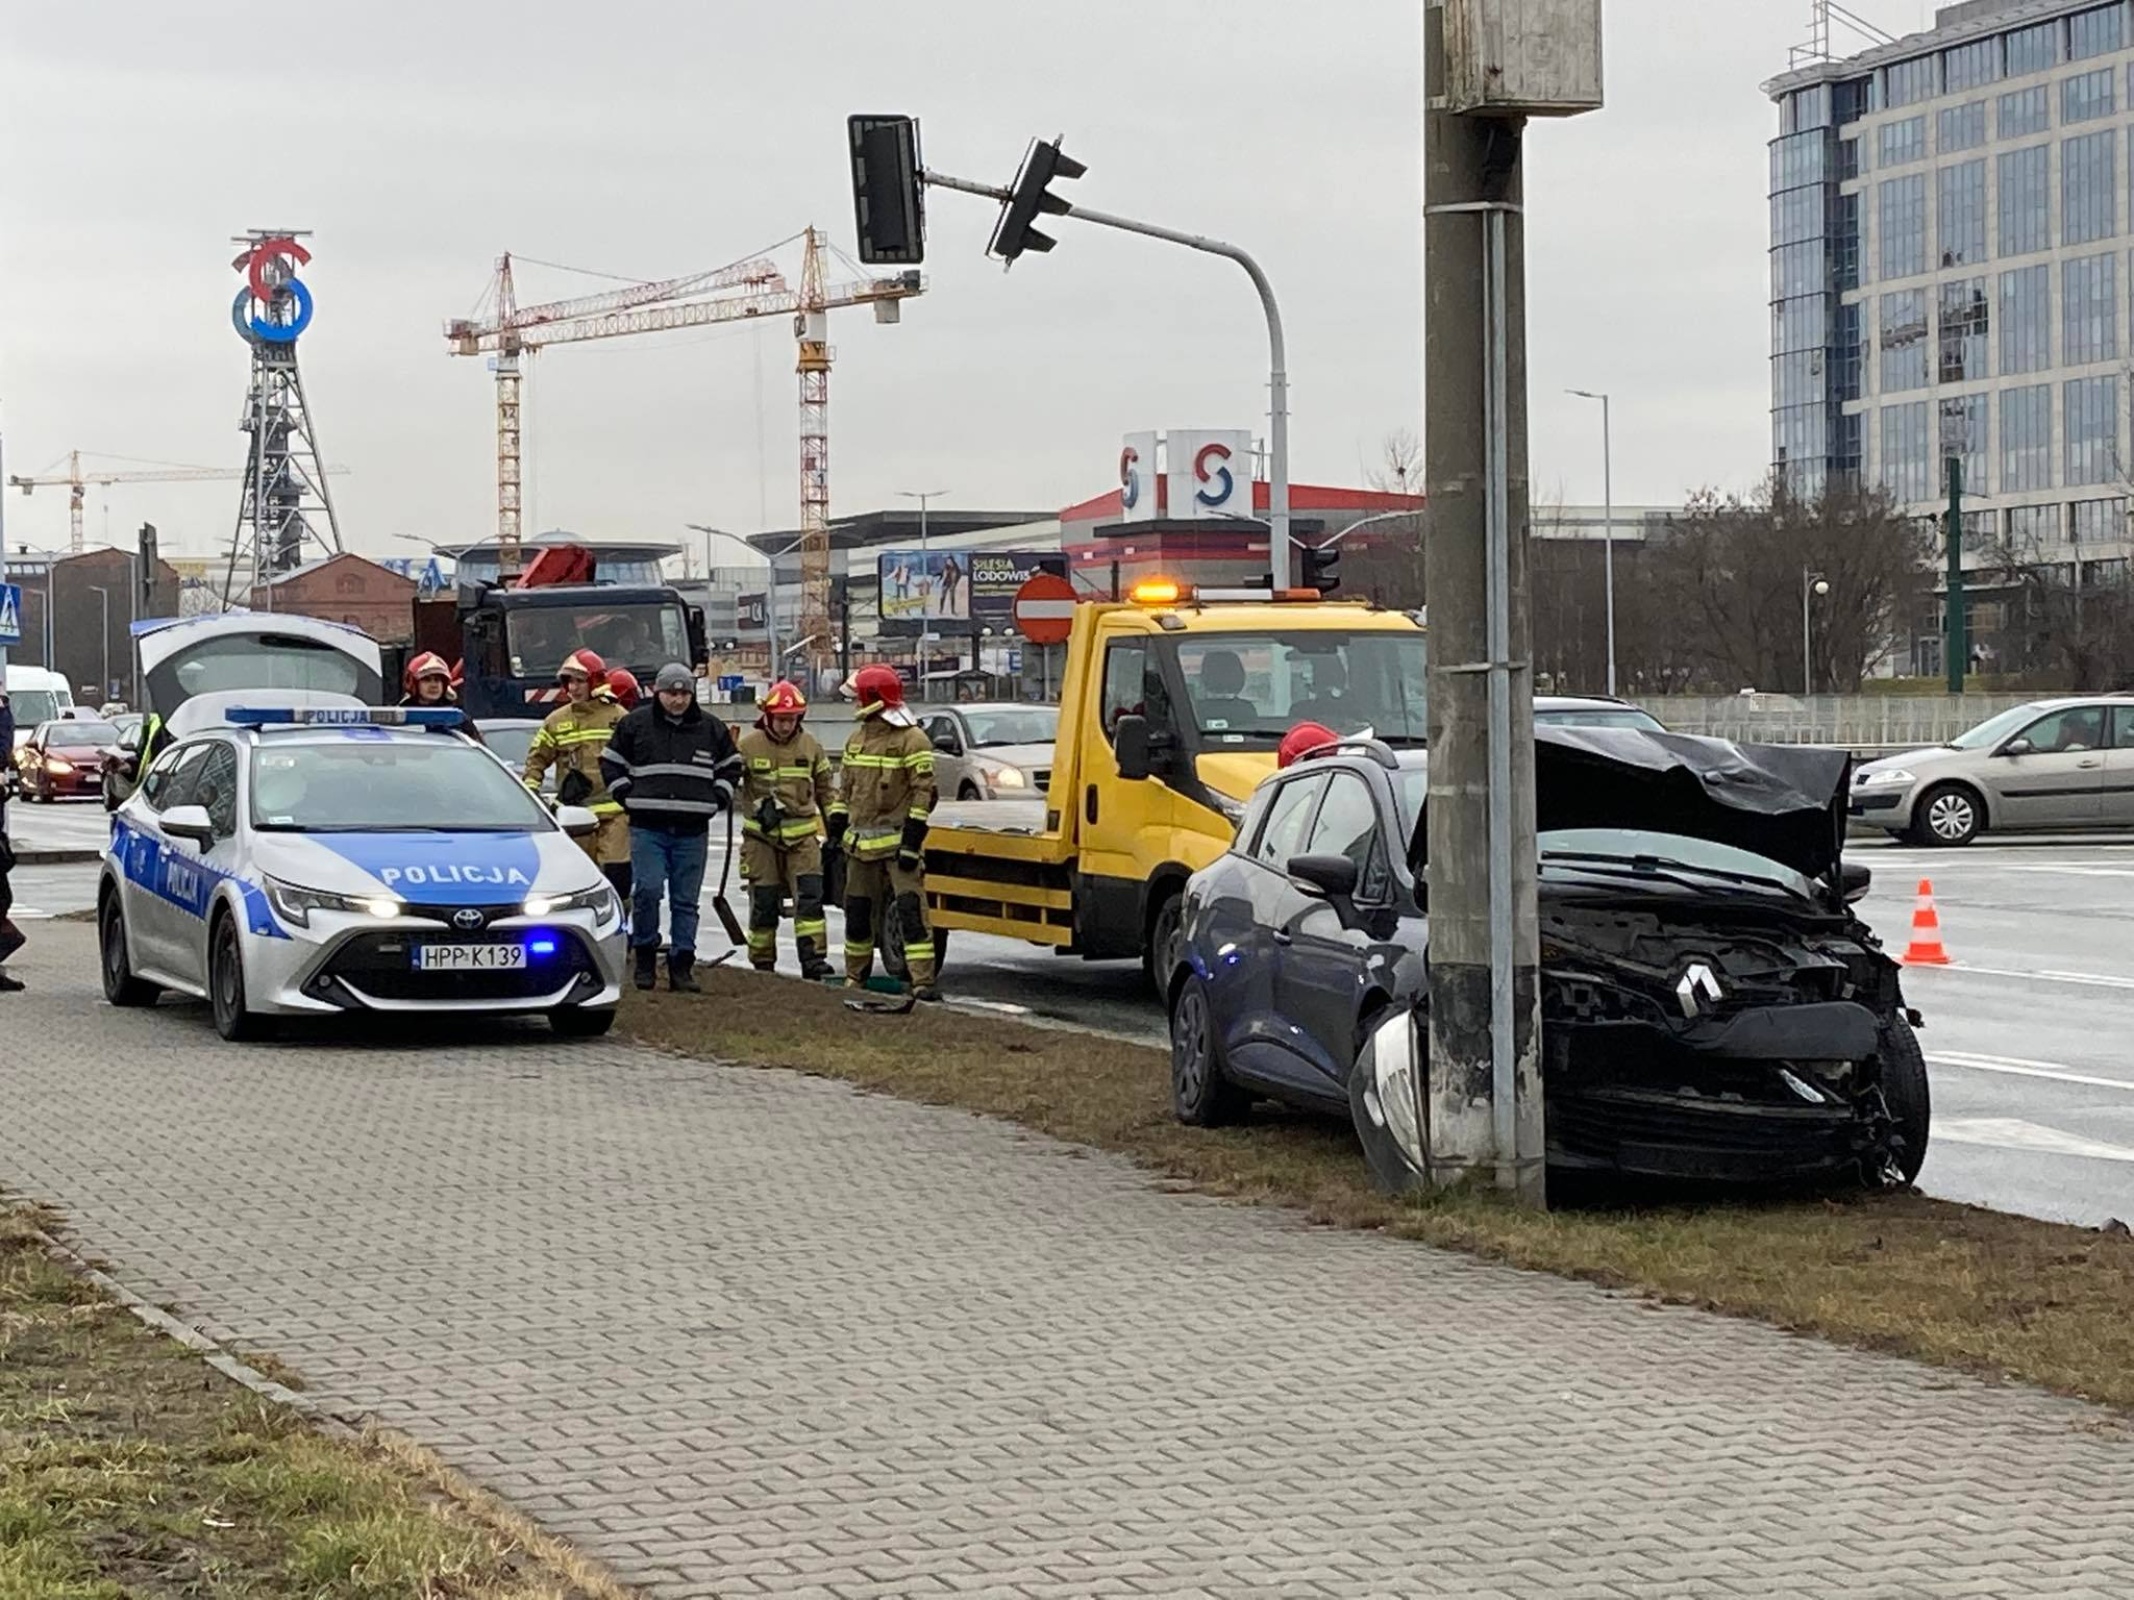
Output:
[5,666,76,746]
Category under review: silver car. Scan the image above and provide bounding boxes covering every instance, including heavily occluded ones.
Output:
[1850,695,2134,845]
[98,701,627,1041]
[917,702,1059,800]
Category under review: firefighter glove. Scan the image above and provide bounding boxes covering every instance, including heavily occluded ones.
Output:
[897,815,927,871]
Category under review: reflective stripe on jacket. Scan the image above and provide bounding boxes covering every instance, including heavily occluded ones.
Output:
[523,694,627,814]
[737,726,836,844]
[831,708,934,859]
[599,698,742,833]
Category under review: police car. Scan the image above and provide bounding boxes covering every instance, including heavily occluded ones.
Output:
[97,698,628,1041]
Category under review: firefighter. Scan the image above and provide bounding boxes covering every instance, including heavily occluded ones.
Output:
[397,652,486,744]
[828,664,939,999]
[605,667,642,711]
[735,679,836,979]
[523,649,630,901]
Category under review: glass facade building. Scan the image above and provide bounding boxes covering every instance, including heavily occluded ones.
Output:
[1767,0,2134,562]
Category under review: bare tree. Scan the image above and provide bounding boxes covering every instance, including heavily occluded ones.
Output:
[1367,429,1423,496]
[1978,518,2134,689]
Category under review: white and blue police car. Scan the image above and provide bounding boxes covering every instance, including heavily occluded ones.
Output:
[97,696,628,1041]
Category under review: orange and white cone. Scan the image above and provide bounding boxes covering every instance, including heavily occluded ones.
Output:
[1902,878,1951,966]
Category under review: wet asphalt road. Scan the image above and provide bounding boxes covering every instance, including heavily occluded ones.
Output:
[14,802,2133,1226]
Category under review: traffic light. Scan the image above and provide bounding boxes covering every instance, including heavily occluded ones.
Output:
[138,522,158,610]
[847,115,926,266]
[988,138,1086,264]
[1300,542,1341,596]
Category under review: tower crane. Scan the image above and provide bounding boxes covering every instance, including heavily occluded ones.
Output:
[444,229,924,672]
[7,451,352,555]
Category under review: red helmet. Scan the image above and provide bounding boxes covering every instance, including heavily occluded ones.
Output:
[1278,721,1338,768]
[852,664,904,710]
[557,649,605,683]
[760,680,808,718]
[605,668,641,709]
[404,651,451,694]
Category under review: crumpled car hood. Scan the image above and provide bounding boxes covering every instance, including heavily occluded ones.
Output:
[1411,727,1853,885]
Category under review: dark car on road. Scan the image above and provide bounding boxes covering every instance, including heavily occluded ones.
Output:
[1165,728,1929,1189]
[15,719,120,801]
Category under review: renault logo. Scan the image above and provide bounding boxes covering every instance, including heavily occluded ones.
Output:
[1676,962,1723,1018]
[451,907,486,931]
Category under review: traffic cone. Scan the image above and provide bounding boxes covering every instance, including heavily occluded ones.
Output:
[1902,878,1951,966]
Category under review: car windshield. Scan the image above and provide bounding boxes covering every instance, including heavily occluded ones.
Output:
[478,724,538,774]
[1948,702,2054,749]
[12,692,63,725]
[251,738,554,832]
[963,706,1057,747]
[505,603,689,679]
[48,722,117,749]
[1538,827,1814,897]
[1535,706,1665,730]
[1172,630,1427,746]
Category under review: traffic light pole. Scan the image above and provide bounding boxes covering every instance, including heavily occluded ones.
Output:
[923,168,1293,586]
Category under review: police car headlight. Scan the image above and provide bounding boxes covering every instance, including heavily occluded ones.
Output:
[266,878,403,928]
[522,885,617,920]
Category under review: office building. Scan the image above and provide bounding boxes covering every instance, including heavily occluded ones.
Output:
[1765,0,2134,612]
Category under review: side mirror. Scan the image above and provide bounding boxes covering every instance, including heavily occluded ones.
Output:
[1840,860,1872,904]
[554,804,601,839]
[163,804,215,846]
[1288,852,1362,926]
[2002,737,2034,757]
[931,730,961,755]
[1114,714,1153,781]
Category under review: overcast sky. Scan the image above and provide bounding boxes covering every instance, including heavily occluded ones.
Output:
[0,0,1935,563]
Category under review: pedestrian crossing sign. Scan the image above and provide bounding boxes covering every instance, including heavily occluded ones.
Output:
[0,584,20,647]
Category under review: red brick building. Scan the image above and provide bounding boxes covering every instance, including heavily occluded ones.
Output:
[249,553,417,643]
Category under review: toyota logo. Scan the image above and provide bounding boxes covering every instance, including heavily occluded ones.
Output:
[451,908,486,931]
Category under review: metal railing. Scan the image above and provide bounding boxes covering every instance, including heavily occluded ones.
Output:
[1645,693,2039,753]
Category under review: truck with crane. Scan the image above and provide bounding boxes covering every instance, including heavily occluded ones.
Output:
[903,581,1428,995]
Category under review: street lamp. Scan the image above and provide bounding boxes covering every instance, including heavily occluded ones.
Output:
[1566,389,1618,696]
[11,542,63,670]
[1802,568,1831,695]
[687,524,803,675]
[88,584,112,705]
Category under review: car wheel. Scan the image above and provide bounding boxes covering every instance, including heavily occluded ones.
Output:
[1908,783,1982,846]
[1169,974,1247,1126]
[209,913,272,1042]
[1875,1015,1931,1188]
[1143,889,1184,1000]
[551,1006,616,1038]
[958,782,981,801]
[99,893,159,1008]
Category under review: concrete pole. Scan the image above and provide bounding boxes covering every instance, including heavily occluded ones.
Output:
[1422,2,1546,1206]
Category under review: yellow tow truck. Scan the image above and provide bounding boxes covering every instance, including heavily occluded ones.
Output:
[919,580,1427,994]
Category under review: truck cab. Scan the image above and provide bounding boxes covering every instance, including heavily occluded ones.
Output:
[922,582,1427,991]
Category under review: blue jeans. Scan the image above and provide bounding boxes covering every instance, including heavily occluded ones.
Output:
[630,827,709,955]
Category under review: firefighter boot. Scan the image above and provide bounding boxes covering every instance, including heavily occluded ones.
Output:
[796,936,833,982]
[667,950,700,994]
[633,944,659,991]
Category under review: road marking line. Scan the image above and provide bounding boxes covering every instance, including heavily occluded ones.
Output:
[1928,1051,2134,1094]
[1934,1116,2134,1163]
[1903,962,2134,990]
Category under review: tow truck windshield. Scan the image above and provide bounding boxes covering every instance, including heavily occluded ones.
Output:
[1171,631,1427,746]
[505,604,690,678]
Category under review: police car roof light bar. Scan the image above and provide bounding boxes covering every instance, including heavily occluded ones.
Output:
[225,706,466,729]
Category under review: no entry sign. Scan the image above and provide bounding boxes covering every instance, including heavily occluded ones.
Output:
[1012,573,1078,645]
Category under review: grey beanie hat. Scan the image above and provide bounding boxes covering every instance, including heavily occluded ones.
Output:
[654,662,694,694]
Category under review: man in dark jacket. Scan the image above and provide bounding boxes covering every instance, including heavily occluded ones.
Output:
[600,662,741,993]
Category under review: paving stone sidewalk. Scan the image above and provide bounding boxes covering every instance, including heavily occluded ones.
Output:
[4,925,2132,1598]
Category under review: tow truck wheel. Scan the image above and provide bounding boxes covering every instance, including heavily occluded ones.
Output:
[99,893,159,1008]
[551,1006,616,1038]
[1876,1015,1931,1188]
[1143,889,1184,1000]
[209,912,272,1042]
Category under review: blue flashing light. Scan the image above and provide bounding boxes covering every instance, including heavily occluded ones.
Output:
[226,705,466,729]
[527,937,559,957]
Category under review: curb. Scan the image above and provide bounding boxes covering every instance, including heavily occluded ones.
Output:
[21,1215,640,1600]
[14,848,101,865]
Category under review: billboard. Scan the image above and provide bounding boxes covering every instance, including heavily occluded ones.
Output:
[876,549,1065,635]
[1118,431,1157,523]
